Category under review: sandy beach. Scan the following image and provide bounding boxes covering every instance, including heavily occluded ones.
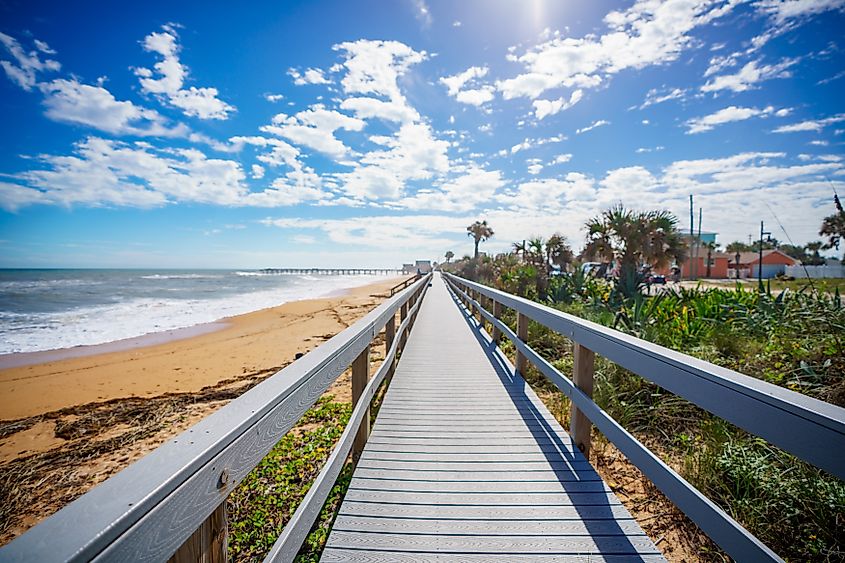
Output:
[0,275,404,543]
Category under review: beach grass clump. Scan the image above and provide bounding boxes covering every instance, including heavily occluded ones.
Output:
[226,396,351,562]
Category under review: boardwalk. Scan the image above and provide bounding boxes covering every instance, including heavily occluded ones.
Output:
[322,274,663,561]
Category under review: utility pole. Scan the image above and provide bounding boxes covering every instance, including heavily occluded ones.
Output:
[689,195,694,280]
[758,221,772,291]
[696,207,703,280]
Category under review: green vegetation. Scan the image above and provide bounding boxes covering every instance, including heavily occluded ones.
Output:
[227,396,352,562]
[443,210,845,561]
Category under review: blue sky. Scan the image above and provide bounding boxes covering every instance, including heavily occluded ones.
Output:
[1,0,843,268]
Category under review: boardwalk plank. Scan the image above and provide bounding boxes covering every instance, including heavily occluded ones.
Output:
[320,274,662,561]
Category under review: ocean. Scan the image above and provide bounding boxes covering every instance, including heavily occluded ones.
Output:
[0,269,389,355]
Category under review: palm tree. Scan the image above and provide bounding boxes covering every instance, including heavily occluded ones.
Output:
[467,220,494,259]
[584,205,686,297]
[805,241,824,265]
[819,207,844,259]
[704,241,716,278]
[545,233,574,273]
[444,250,454,263]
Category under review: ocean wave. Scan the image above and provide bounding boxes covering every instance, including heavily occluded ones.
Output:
[0,273,387,354]
[140,274,221,280]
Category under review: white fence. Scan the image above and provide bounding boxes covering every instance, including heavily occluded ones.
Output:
[785,264,845,278]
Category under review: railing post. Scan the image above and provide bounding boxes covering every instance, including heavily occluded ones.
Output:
[516,313,529,375]
[492,300,503,344]
[570,342,596,459]
[385,315,395,352]
[169,502,227,563]
[351,344,371,462]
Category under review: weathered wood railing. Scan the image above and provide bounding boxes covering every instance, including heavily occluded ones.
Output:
[443,272,845,563]
[1,273,432,563]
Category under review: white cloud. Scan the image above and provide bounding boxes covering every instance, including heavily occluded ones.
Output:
[0,136,344,211]
[773,113,845,133]
[288,67,330,85]
[576,119,610,134]
[135,24,235,120]
[456,87,496,106]
[533,89,583,120]
[553,153,573,164]
[685,105,778,134]
[39,78,187,137]
[264,93,285,102]
[440,66,495,107]
[453,20,462,27]
[0,32,61,90]
[635,146,665,153]
[340,96,419,124]
[333,39,427,102]
[496,173,597,211]
[399,167,507,212]
[261,214,465,249]
[638,87,687,109]
[336,122,449,200]
[260,105,365,159]
[1,137,247,210]
[756,0,845,25]
[701,58,797,93]
[497,0,734,101]
[412,0,433,27]
[509,135,566,154]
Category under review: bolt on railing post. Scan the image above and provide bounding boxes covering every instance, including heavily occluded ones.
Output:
[492,300,503,344]
[351,344,371,462]
[169,502,227,563]
[516,313,529,375]
[570,342,596,459]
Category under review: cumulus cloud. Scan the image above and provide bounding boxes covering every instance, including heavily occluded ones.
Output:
[533,89,583,120]
[0,32,61,90]
[339,96,419,124]
[701,58,797,93]
[333,39,427,102]
[288,67,330,85]
[335,122,449,200]
[0,137,247,210]
[135,24,235,120]
[0,136,340,211]
[497,0,734,101]
[40,78,187,137]
[440,66,495,107]
[260,105,365,159]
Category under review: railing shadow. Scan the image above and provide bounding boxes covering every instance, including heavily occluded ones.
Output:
[444,284,649,557]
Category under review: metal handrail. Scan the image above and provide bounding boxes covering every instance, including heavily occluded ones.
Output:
[1,274,432,562]
[443,272,845,562]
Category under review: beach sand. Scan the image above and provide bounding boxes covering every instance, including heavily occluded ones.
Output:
[0,275,405,543]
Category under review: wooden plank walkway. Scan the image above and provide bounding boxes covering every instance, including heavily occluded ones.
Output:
[321,274,664,562]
